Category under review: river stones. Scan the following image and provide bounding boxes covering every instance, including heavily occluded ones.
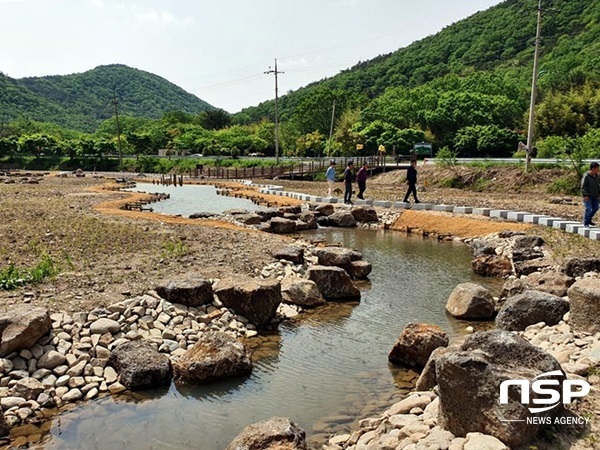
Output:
[108,341,172,390]
[445,282,495,320]
[0,307,51,357]
[214,276,281,328]
[225,416,308,450]
[155,278,214,307]
[172,331,252,384]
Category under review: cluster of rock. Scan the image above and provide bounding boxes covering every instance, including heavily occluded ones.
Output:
[0,175,41,185]
[0,285,266,431]
[260,240,374,304]
[310,248,600,449]
[190,204,381,234]
[0,235,374,440]
[467,231,550,278]
[319,319,599,450]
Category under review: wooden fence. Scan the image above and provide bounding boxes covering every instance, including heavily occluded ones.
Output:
[191,156,389,180]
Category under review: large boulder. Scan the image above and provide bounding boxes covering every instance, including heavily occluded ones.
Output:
[415,346,453,391]
[225,416,308,450]
[314,204,334,216]
[437,330,565,448]
[272,246,304,264]
[350,207,378,223]
[0,306,51,357]
[495,290,569,331]
[500,271,576,299]
[214,277,281,328]
[108,341,172,390]
[155,278,214,307]
[172,331,252,384]
[511,235,545,262]
[568,278,600,333]
[388,323,449,369]
[327,211,357,227]
[281,278,325,308]
[297,211,317,229]
[306,266,360,300]
[445,283,495,320]
[345,260,372,279]
[561,257,600,277]
[313,247,362,267]
[270,217,297,234]
[472,254,512,277]
[255,208,283,222]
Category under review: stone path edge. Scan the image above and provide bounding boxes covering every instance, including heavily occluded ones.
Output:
[249,182,600,241]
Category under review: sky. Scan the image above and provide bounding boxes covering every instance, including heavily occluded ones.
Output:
[0,0,505,113]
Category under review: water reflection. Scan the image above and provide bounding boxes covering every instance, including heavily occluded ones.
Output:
[125,183,259,216]
[18,227,501,450]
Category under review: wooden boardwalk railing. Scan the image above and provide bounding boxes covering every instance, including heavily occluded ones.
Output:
[191,156,389,180]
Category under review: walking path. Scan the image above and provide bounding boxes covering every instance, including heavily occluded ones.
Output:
[253,182,600,241]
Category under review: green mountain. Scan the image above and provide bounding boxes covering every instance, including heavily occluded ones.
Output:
[0,64,214,132]
[235,0,600,140]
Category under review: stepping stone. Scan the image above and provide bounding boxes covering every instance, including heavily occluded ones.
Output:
[453,206,473,214]
[523,214,549,224]
[507,211,529,221]
[489,210,509,219]
[538,217,564,227]
[472,208,491,216]
[412,203,433,210]
[373,201,392,207]
[566,223,585,234]
[393,202,411,209]
[590,230,600,241]
[553,220,581,230]
[433,205,455,212]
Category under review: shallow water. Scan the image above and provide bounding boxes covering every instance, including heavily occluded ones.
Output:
[29,227,501,450]
[125,182,259,216]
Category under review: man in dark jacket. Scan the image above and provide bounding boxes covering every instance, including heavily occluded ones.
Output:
[343,161,354,204]
[403,160,420,203]
[582,161,600,227]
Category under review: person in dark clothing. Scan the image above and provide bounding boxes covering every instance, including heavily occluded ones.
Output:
[403,160,420,203]
[356,162,368,199]
[343,161,354,204]
[582,161,600,227]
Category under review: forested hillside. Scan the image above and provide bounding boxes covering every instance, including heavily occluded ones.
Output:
[0,65,214,131]
[1,0,599,163]
[234,0,600,158]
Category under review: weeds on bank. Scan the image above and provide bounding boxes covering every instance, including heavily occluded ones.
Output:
[0,254,61,290]
[160,240,190,259]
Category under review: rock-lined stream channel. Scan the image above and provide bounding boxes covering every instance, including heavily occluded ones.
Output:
[28,216,502,450]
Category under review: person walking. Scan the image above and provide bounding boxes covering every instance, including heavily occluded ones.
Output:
[343,161,354,204]
[325,160,336,197]
[582,161,600,227]
[403,159,420,203]
[356,162,368,199]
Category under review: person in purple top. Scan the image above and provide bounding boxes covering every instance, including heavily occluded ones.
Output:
[356,162,368,199]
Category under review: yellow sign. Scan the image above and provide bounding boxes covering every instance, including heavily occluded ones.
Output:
[378,145,386,153]
[356,144,364,150]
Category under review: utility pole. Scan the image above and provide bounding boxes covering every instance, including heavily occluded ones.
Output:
[265,59,284,163]
[525,0,543,174]
[111,88,123,169]
[327,99,336,158]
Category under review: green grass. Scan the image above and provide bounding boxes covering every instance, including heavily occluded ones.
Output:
[0,253,61,290]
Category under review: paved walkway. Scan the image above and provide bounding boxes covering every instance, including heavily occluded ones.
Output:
[254,182,600,241]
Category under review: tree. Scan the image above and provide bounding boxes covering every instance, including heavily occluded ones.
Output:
[0,137,18,158]
[196,109,232,130]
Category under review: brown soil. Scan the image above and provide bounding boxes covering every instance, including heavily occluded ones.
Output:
[0,175,294,314]
[389,209,533,238]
